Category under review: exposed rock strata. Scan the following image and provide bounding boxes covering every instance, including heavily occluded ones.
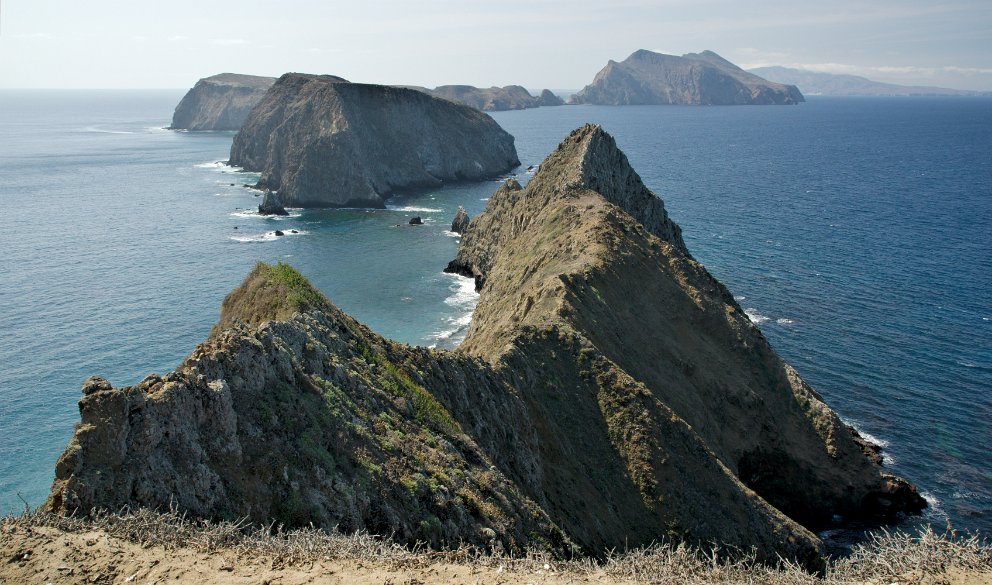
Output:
[169,73,279,131]
[571,50,804,105]
[229,74,520,208]
[47,125,922,572]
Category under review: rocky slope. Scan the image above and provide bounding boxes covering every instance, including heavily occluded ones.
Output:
[229,74,520,208]
[47,126,922,571]
[749,66,989,96]
[571,50,804,105]
[169,73,279,131]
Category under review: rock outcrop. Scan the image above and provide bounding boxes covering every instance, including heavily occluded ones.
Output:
[570,50,804,105]
[47,126,923,572]
[538,89,565,106]
[229,74,520,209]
[257,191,288,216]
[450,207,470,234]
[169,73,279,131]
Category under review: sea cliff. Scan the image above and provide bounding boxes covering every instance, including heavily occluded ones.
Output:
[571,50,804,105]
[47,126,922,571]
[229,73,520,208]
[169,73,279,131]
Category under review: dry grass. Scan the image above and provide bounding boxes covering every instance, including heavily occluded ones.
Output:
[3,508,989,584]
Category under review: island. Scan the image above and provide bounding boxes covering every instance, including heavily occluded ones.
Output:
[46,125,922,572]
[403,84,565,111]
[228,73,520,208]
[169,73,282,131]
[570,50,804,105]
[748,65,991,96]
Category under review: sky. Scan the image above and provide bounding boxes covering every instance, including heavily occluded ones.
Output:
[1,0,991,91]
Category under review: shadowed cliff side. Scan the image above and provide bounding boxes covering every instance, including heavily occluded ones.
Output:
[169,73,279,131]
[47,126,923,572]
[229,73,520,208]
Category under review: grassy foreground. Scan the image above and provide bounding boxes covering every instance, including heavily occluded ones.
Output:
[2,509,990,584]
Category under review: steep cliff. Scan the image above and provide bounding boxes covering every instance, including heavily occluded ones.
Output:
[47,126,922,571]
[229,74,520,208]
[169,73,279,131]
[571,50,804,105]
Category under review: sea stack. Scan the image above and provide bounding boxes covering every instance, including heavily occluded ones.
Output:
[257,191,288,216]
[229,74,520,208]
[570,50,804,105]
[46,126,922,572]
[450,206,470,233]
[169,73,279,131]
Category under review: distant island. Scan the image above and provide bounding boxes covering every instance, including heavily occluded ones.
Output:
[748,66,991,96]
[405,85,565,111]
[169,73,279,131]
[229,73,519,208]
[570,50,804,105]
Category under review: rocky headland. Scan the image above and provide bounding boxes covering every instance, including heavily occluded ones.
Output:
[169,73,280,131]
[570,50,804,105]
[46,125,922,572]
[228,73,520,208]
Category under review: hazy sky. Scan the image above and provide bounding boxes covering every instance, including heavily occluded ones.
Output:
[2,0,990,91]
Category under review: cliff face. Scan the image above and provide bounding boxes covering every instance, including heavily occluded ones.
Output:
[169,73,279,131]
[229,74,520,208]
[571,50,804,105]
[48,126,922,571]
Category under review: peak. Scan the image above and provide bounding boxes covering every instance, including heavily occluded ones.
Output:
[532,125,688,254]
[211,262,333,335]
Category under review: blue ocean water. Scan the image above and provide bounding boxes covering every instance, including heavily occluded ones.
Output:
[1,91,989,537]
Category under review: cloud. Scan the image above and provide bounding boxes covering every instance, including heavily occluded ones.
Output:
[168,35,188,42]
[212,39,248,46]
[13,33,52,40]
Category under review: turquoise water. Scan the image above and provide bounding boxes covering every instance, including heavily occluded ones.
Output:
[1,91,989,537]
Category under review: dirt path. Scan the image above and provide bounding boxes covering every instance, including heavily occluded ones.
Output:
[1,526,618,585]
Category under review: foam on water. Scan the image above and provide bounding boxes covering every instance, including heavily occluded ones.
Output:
[387,206,442,213]
[442,230,461,238]
[229,229,308,243]
[744,308,770,324]
[428,274,479,348]
[229,209,303,220]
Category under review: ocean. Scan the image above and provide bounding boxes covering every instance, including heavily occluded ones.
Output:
[0,90,989,538]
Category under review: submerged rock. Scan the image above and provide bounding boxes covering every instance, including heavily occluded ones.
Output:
[450,206,470,234]
[570,50,804,105]
[169,73,279,131]
[408,216,423,225]
[230,74,520,209]
[48,125,920,572]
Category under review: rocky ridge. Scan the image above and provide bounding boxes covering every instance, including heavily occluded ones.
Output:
[47,125,922,572]
[169,73,280,131]
[571,50,804,105]
[229,73,520,208]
